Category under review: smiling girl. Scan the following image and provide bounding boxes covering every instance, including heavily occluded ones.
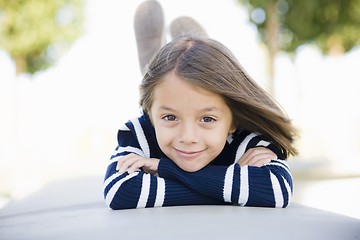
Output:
[103,35,297,210]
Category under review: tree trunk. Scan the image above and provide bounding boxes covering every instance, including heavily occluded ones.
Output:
[14,57,26,76]
[265,0,279,96]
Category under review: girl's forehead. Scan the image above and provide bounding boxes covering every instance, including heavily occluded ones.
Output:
[155,71,213,97]
[152,71,229,111]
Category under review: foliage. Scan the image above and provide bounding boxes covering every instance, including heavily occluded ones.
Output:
[0,0,83,74]
[239,0,360,55]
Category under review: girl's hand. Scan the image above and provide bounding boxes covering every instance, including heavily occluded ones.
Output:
[116,153,160,176]
[237,147,277,167]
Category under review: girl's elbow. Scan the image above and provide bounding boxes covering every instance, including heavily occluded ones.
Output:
[104,199,136,210]
[107,203,120,210]
[279,196,291,208]
[107,204,129,210]
[274,189,292,208]
[103,187,140,210]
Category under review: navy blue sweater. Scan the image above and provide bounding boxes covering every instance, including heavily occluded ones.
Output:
[104,114,293,210]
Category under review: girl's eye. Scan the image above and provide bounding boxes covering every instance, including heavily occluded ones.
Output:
[162,115,177,121]
[201,116,215,123]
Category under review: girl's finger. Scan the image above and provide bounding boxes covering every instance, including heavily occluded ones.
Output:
[116,156,126,171]
[246,153,276,167]
[127,160,145,174]
[238,147,265,166]
[116,154,134,171]
[118,154,142,174]
[239,148,259,165]
[238,147,277,167]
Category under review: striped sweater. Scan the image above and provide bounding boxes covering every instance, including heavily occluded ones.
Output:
[103,113,293,210]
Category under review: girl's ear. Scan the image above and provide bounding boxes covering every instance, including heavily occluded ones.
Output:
[229,125,236,134]
[228,117,237,134]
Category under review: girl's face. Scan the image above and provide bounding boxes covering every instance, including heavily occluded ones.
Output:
[150,71,235,172]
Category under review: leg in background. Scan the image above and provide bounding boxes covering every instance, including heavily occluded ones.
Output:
[134,0,164,75]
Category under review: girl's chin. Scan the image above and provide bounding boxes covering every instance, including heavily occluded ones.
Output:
[174,161,205,172]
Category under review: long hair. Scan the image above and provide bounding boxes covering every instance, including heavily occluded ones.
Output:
[140,35,298,158]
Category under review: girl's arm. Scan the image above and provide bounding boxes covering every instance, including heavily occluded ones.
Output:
[104,161,225,210]
[103,130,225,210]
[157,147,293,208]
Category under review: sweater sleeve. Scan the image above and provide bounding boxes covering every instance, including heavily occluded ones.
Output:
[158,148,293,208]
[103,128,225,210]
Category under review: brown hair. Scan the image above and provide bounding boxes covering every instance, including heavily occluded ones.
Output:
[140,34,298,158]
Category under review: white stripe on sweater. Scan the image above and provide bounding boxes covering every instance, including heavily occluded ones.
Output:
[266,162,292,178]
[274,159,290,169]
[256,140,270,147]
[154,177,165,207]
[137,173,151,208]
[104,172,139,207]
[223,164,235,202]
[103,172,120,191]
[234,133,258,163]
[111,146,144,160]
[238,165,249,206]
[226,133,234,144]
[109,156,122,165]
[119,123,130,131]
[132,118,150,158]
[270,172,283,207]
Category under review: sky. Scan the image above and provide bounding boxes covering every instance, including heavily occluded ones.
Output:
[0,0,360,218]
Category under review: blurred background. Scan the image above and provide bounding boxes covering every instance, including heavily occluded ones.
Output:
[0,0,359,218]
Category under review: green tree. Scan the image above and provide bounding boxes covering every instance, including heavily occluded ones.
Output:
[0,0,83,75]
[238,0,360,95]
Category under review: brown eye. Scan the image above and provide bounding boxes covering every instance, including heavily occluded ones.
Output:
[163,115,177,121]
[201,116,215,123]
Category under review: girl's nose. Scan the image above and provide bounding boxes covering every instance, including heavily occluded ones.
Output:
[179,122,198,144]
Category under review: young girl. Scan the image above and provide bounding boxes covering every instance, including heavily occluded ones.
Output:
[103,35,297,210]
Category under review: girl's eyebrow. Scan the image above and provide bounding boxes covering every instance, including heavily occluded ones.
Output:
[200,107,222,113]
[158,106,175,111]
[203,107,219,111]
[158,106,223,113]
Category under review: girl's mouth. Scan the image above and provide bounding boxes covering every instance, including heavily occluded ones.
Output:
[174,148,205,158]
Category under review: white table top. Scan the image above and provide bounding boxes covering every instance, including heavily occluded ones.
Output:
[1,176,359,240]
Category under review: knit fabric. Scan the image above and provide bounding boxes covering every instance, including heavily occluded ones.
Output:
[104,114,293,210]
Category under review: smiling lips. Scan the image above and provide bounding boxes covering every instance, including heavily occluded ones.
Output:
[174,148,205,158]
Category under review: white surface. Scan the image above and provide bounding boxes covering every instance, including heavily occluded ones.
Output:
[0,176,359,240]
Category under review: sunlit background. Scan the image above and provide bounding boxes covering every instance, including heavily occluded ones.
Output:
[1,0,360,219]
